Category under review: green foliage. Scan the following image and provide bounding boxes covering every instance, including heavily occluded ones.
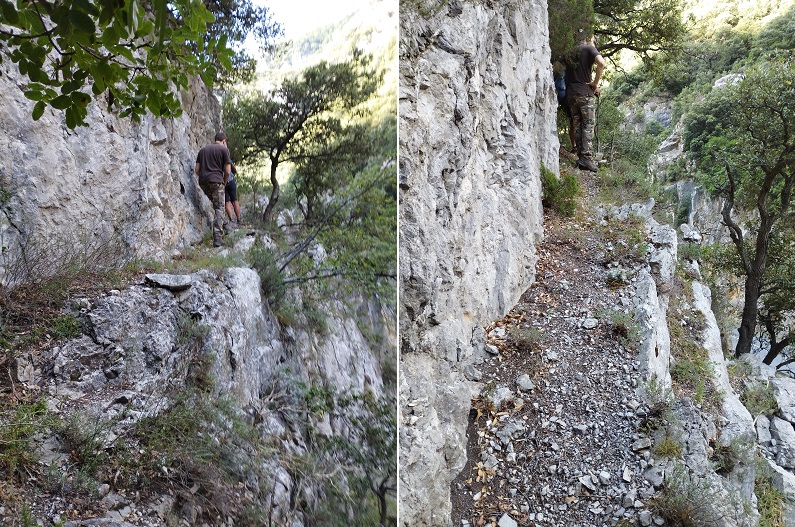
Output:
[307,389,397,526]
[741,381,778,417]
[0,0,236,127]
[0,398,52,474]
[651,462,723,526]
[507,325,544,352]
[246,241,287,306]
[224,51,382,221]
[682,53,795,357]
[50,315,82,339]
[756,455,786,527]
[654,435,683,459]
[711,436,752,476]
[202,0,281,88]
[541,164,580,217]
[594,0,685,63]
[548,0,593,61]
[19,503,36,527]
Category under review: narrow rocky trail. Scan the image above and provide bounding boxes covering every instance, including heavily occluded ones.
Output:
[451,164,663,527]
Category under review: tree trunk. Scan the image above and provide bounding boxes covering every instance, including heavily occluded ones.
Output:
[763,338,790,365]
[262,160,280,222]
[735,273,760,356]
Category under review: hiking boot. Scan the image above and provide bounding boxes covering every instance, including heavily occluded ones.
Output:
[213,236,223,247]
[577,157,598,172]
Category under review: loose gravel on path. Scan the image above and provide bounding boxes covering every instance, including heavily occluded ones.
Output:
[450,167,660,527]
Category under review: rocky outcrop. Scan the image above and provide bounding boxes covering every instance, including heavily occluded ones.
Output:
[26,252,391,526]
[398,0,558,523]
[0,64,220,281]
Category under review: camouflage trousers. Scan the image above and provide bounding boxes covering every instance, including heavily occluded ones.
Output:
[568,93,596,159]
[200,181,226,245]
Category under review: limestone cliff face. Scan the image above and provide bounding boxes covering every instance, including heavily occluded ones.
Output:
[398,0,558,524]
[0,64,220,275]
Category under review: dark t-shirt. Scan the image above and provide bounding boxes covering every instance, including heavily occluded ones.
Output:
[195,143,231,185]
[566,44,600,96]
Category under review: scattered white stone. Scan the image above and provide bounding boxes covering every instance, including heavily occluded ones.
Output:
[498,513,517,527]
[598,471,611,485]
[516,374,535,391]
[583,318,599,329]
[579,475,597,492]
[489,327,506,339]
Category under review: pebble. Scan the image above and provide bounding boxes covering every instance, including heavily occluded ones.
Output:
[516,374,535,391]
[583,318,599,329]
[497,513,518,527]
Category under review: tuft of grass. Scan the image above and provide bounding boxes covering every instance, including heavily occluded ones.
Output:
[756,455,785,527]
[0,398,53,474]
[541,164,580,217]
[50,315,82,339]
[594,215,649,264]
[654,435,683,459]
[507,325,544,352]
[598,308,640,347]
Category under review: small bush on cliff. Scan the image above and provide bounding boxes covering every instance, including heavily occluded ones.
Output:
[651,462,723,526]
[756,454,786,527]
[741,381,778,418]
[541,164,580,217]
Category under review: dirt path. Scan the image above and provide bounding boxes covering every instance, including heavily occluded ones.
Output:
[450,163,657,527]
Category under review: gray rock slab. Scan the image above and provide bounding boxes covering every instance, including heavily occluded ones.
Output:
[772,377,795,423]
[144,273,193,291]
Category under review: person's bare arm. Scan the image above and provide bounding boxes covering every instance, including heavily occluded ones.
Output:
[194,162,200,176]
[224,163,231,185]
[589,54,606,96]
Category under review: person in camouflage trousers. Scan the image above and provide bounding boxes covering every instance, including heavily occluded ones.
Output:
[565,30,606,173]
[195,132,232,247]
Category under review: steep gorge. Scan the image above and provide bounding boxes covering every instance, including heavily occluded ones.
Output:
[0,55,396,525]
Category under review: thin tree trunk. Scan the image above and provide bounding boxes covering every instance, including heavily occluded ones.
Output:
[735,272,761,356]
[262,159,280,222]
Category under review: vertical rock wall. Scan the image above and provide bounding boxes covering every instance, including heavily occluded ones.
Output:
[0,64,220,276]
[398,0,558,524]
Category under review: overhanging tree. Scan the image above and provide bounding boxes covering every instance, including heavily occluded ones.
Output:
[223,52,381,222]
[548,0,685,64]
[0,0,278,127]
[684,53,795,358]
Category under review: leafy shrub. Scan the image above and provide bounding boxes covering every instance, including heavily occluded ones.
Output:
[741,381,778,417]
[247,241,287,305]
[651,462,723,526]
[541,164,580,217]
[711,436,752,476]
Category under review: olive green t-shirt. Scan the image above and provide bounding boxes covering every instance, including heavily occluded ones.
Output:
[195,143,231,185]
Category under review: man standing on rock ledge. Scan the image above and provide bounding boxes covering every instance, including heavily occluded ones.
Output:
[566,29,606,173]
[195,132,232,247]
